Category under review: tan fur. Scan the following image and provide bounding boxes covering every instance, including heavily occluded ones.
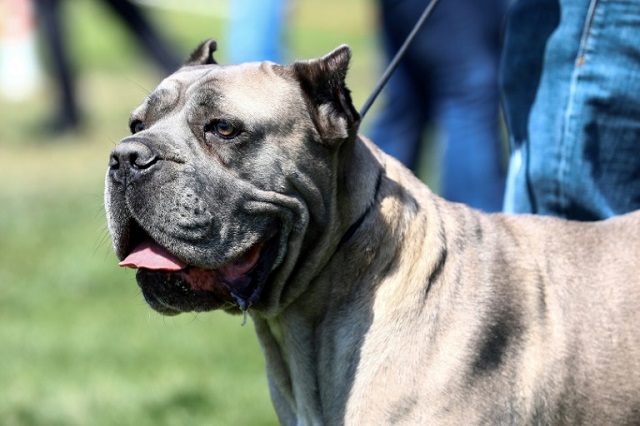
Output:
[253,136,640,424]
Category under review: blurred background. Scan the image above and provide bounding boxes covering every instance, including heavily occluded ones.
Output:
[0,0,378,424]
[0,0,507,424]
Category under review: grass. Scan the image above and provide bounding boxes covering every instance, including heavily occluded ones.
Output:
[0,1,378,424]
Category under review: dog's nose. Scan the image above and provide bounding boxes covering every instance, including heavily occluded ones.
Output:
[109,140,159,185]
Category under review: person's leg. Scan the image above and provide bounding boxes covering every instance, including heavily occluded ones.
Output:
[503,0,640,220]
[227,0,286,64]
[366,3,430,172]
[429,0,509,212]
[500,0,561,214]
[437,91,505,212]
[103,0,181,75]
[366,25,428,171]
[371,0,508,210]
[542,0,640,219]
[34,0,81,132]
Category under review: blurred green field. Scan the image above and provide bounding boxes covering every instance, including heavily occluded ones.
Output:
[0,1,379,424]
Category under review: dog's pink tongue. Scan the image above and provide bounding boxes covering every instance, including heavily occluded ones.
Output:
[119,240,187,271]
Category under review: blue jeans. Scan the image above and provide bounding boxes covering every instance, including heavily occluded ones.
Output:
[501,0,640,220]
[227,0,286,64]
[368,0,508,212]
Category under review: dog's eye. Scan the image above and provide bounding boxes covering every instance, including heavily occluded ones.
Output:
[205,119,241,140]
[130,120,145,134]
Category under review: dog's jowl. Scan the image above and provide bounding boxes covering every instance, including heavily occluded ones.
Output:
[105,40,640,425]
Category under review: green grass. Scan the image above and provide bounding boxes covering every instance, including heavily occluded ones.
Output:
[0,1,378,424]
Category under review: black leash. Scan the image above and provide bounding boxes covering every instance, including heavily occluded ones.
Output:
[359,0,442,119]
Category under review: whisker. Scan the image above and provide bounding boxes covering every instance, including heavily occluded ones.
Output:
[125,78,152,96]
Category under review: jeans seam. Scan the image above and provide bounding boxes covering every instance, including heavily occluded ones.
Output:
[558,0,600,212]
[576,0,600,65]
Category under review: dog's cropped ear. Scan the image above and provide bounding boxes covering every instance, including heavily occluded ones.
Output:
[292,45,360,144]
[185,39,218,66]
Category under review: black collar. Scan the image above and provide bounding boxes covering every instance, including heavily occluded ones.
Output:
[338,170,383,248]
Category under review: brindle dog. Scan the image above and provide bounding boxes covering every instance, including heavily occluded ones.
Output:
[105,40,640,425]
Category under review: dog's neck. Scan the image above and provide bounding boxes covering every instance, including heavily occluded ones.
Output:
[251,136,437,424]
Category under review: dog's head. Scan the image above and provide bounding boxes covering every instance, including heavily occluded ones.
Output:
[105,40,360,316]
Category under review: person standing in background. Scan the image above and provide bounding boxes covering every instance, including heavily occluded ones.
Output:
[368,0,509,212]
[34,0,181,134]
[226,0,287,64]
[501,0,640,220]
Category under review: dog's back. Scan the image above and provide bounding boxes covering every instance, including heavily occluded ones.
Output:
[496,210,640,423]
[408,197,640,424]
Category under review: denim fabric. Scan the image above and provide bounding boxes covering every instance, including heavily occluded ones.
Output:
[227,0,286,64]
[367,0,508,212]
[501,0,640,220]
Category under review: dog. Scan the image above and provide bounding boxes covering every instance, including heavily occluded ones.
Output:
[105,40,640,424]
